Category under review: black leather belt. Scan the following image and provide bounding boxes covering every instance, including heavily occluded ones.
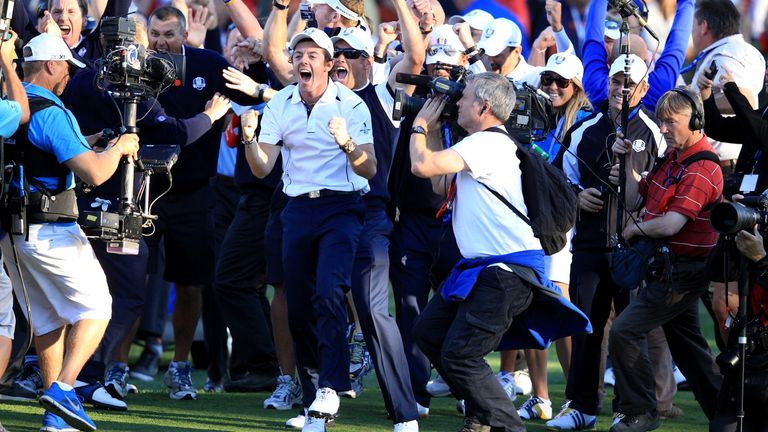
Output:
[294,189,360,199]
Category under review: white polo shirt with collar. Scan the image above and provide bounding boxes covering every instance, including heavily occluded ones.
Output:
[258,79,374,197]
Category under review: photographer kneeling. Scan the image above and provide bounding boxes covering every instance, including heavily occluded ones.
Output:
[708,222,768,432]
[409,72,588,432]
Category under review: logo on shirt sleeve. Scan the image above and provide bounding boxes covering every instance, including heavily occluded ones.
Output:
[632,139,646,152]
[192,77,207,91]
[359,121,371,135]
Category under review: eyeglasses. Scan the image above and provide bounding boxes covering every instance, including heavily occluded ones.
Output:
[333,48,369,59]
[540,73,571,89]
[427,45,459,57]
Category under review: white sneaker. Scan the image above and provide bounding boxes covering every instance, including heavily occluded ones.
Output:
[517,395,553,420]
[307,387,339,419]
[416,403,429,418]
[496,371,517,401]
[456,399,465,416]
[163,361,197,400]
[302,415,326,432]
[394,420,419,431]
[339,375,363,399]
[104,362,130,399]
[513,369,532,395]
[604,367,615,387]
[544,407,596,430]
[264,375,302,410]
[611,413,625,427]
[426,374,451,397]
[286,409,307,429]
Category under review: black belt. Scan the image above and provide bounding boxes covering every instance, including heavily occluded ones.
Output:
[294,189,361,199]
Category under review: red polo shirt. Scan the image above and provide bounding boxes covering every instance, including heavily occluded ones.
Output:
[639,136,723,257]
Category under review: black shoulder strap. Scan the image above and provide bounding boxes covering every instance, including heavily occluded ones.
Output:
[18,97,69,195]
[479,182,531,226]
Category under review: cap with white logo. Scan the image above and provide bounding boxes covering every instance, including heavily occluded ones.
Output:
[426,25,463,65]
[542,52,584,81]
[289,28,335,59]
[477,18,522,57]
[308,0,360,20]
[23,33,86,69]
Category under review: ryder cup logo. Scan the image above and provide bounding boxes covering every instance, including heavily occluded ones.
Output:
[554,54,566,64]
[484,27,495,38]
[192,77,206,91]
[632,139,646,152]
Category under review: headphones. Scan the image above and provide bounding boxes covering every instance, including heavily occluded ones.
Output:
[670,88,704,131]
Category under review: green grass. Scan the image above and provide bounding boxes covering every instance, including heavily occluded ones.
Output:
[0,307,716,432]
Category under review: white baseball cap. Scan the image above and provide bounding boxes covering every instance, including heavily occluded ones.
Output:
[447,9,494,31]
[331,27,374,57]
[609,54,649,83]
[308,0,359,20]
[542,52,584,82]
[289,28,335,59]
[604,20,621,40]
[477,18,522,57]
[426,24,463,66]
[23,33,85,69]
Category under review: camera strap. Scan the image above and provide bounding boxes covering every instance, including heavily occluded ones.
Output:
[649,150,722,210]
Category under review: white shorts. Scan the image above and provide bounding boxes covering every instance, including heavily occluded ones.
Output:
[545,228,573,285]
[0,250,14,339]
[0,223,111,335]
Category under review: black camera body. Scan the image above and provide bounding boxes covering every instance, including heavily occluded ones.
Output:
[79,210,144,254]
[392,69,467,122]
[97,17,186,96]
[710,194,768,234]
[505,82,552,145]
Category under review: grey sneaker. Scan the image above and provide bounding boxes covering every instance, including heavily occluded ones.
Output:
[15,361,43,396]
[130,341,162,382]
[203,378,224,393]
[264,375,302,410]
[348,333,371,379]
[339,374,363,399]
[104,362,130,399]
[458,417,490,432]
[163,362,197,400]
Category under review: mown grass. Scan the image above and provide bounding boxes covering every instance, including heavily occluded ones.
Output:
[0,306,717,432]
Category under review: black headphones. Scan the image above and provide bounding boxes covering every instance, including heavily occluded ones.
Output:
[670,88,704,131]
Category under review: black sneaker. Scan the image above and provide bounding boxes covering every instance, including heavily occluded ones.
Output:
[609,411,661,432]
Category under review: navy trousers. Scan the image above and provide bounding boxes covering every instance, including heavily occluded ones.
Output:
[214,187,278,377]
[350,208,418,423]
[389,210,462,407]
[281,194,365,407]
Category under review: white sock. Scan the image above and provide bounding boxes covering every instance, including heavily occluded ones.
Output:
[55,381,74,391]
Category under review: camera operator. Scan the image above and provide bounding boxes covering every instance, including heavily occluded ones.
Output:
[410,72,588,432]
[0,30,29,425]
[709,225,768,432]
[0,33,139,432]
[607,88,723,431]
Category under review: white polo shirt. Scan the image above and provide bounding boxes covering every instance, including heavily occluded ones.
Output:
[259,80,374,197]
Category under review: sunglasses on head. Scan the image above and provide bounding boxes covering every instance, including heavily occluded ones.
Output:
[427,45,459,57]
[333,48,369,59]
[540,73,571,89]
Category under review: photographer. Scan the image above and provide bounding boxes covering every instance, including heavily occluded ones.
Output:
[410,72,588,432]
[0,30,29,428]
[0,33,139,432]
[608,88,723,431]
[709,225,768,432]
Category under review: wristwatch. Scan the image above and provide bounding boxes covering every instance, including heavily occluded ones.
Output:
[340,138,356,154]
[410,125,427,135]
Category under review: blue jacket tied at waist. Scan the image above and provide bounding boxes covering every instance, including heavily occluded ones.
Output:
[441,250,592,350]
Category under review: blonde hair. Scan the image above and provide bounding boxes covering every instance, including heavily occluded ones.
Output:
[557,77,592,141]
[339,0,366,27]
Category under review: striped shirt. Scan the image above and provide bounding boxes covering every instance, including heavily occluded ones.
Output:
[640,137,723,257]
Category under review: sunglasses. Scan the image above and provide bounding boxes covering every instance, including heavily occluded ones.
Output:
[333,48,369,59]
[427,45,459,57]
[540,73,571,89]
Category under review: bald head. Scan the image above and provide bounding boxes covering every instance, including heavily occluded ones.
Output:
[609,34,648,64]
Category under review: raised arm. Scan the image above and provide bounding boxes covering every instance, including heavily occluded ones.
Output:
[0,31,29,125]
[387,0,426,96]
[223,0,264,39]
[262,0,295,85]
[582,0,609,105]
